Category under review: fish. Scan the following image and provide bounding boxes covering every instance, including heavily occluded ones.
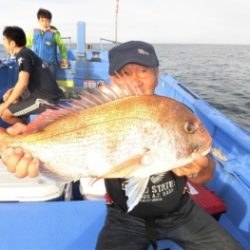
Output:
[0,82,212,211]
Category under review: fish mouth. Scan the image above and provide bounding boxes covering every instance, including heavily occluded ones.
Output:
[193,141,212,156]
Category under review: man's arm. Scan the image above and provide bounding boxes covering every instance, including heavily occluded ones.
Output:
[0,71,29,115]
[4,71,29,106]
[3,88,14,102]
[54,32,68,59]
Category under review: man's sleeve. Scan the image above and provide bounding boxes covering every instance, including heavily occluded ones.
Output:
[18,54,32,74]
[54,32,68,60]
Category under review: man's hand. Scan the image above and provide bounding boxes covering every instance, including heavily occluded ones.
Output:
[1,123,40,178]
[60,59,69,69]
[171,153,215,185]
[1,147,40,178]
[3,88,13,102]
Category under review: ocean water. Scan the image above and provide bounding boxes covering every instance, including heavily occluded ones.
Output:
[0,44,249,131]
[155,44,250,132]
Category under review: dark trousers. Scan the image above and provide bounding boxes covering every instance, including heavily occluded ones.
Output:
[96,197,243,250]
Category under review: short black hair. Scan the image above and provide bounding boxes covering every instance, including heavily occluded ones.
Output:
[3,26,26,47]
[37,8,52,20]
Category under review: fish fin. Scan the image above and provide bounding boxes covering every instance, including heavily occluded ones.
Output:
[39,164,74,183]
[113,72,143,96]
[23,79,142,134]
[23,106,75,134]
[101,154,145,178]
[124,177,149,212]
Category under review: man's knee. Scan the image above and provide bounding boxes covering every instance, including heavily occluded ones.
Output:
[1,109,12,122]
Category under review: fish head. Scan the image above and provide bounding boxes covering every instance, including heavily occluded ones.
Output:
[155,97,212,168]
[129,96,212,177]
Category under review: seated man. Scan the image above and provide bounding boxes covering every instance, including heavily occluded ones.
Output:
[0,26,64,126]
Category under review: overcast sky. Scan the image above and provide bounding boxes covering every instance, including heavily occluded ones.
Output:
[1,0,250,44]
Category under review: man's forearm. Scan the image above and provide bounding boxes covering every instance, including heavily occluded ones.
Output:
[5,81,27,106]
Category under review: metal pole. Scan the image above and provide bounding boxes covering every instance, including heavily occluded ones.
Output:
[77,21,86,57]
[115,0,119,44]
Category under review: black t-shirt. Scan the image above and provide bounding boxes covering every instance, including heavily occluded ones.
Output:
[16,47,63,101]
[105,172,188,218]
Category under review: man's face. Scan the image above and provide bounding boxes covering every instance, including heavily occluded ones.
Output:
[111,64,159,95]
[2,36,14,55]
[38,17,51,30]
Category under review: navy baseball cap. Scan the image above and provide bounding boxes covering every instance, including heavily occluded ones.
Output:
[108,41,159,75]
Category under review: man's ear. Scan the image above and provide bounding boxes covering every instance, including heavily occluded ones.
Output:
[154,67,160,87]
[10,40,16,48]
[155,67,159,76]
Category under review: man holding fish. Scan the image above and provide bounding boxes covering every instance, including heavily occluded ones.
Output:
[1,41,242,249]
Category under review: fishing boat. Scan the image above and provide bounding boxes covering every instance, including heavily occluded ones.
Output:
[0,21,249,250]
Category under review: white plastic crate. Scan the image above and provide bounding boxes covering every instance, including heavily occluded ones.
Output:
[0,162,68,201]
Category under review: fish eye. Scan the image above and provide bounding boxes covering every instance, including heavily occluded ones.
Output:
[184,121,196,134]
